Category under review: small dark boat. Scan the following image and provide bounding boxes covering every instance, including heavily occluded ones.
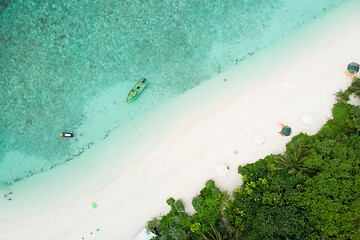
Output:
[60,132,74,138]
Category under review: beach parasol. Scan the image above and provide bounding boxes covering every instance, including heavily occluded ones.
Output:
[281,126,292,136]
[347,62,359,74]
[253,134,265,144]
[217,164,229,179]
[302,114,314,125]
[134,228,157,240]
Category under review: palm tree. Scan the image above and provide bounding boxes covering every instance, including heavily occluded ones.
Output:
[348,77,360,98]
[200,220,244,240]
[271,141,314,175]
[200,223,223,240]
[221,218,244,240]
[146,217,161,236]
[334,90,350,103]
[199,192,244,240]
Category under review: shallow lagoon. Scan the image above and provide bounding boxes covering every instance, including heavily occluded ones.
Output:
[0,0,349,186]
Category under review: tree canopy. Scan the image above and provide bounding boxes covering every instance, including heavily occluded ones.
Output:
[147,85,360,240]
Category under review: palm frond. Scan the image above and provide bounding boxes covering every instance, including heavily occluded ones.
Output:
[271,141,312,175]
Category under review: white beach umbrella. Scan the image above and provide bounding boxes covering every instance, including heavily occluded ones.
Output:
[134,228,157,240]
[302,114,314,125]
[253,134,265,144]
[217,164,229,179]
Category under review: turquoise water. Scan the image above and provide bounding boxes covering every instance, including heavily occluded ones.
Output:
[0,0,348,187]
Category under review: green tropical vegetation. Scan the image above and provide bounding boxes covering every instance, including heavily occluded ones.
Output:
[147,79,360,240]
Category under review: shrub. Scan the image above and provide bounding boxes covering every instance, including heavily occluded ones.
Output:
[147,84,360,240]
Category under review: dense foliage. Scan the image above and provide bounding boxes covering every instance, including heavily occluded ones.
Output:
[147,80,360,240]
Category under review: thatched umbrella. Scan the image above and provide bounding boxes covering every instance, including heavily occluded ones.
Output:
[347,62,359,74]
[281,126,292,136]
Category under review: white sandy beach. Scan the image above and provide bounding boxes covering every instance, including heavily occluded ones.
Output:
[1,1,360,239]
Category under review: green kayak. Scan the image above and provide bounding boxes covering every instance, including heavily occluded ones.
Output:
[126,77,148,102]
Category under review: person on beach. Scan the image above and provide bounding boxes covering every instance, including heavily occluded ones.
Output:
[3,191,12,197]
[3,191,13,200]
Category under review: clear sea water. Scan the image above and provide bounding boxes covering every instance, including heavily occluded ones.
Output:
[0,0,349,188]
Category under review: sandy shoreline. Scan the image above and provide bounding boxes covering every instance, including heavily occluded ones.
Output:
[1,1,360,239]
